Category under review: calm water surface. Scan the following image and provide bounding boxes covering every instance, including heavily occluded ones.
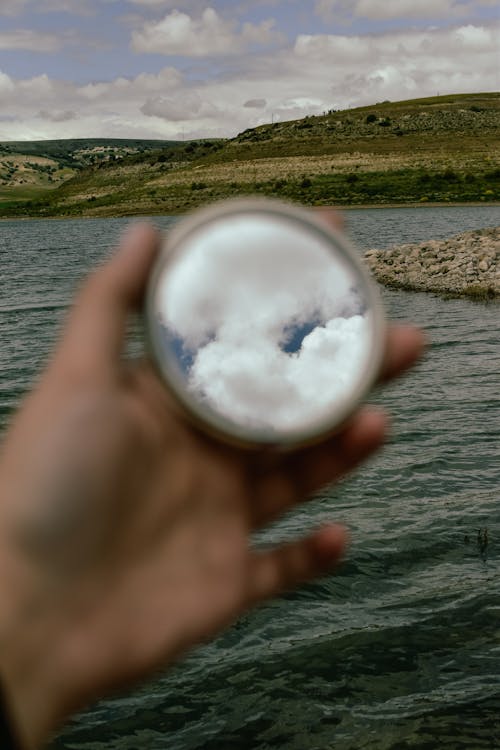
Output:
[1,206,499,749]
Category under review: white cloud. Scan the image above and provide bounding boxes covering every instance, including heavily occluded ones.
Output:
[124,0,282,11]
[314,0,351,23]
[242,18,283,45]
[294,33,371,63]
[0,66,187,141]
[0,71,16,96]
[18,73,54,96]
[126,0,197,7]
[244,98,267,108]
[0,0,94,15]
[455,23,494,49]
[0,0,28,15]
[0,29,63,51]
[188,315,370,433]
[155,213,371,435]
[38,109,76,121]
[77,66,182,100]
[292,24,500,105]
[131,6,284,57]
[126,0,186,6]
[355,0,464,20]
[315,0,497,21]
[141,92,220,120]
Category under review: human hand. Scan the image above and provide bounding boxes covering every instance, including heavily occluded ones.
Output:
[0,221,424,748]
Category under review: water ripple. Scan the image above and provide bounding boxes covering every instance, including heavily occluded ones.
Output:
[1,210,499,749]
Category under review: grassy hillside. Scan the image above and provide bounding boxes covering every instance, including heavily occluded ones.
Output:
[0,138,181,210]
[1,93,499,218]
[0,137,176,164]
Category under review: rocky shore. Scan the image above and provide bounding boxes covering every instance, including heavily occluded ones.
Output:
[364,226,499,299]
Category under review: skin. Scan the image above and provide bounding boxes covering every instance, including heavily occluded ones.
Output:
[0,220,424,748]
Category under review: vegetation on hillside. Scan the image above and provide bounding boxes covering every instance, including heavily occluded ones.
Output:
[1,93,498,218]
[0,137,178,166]
[0,138,180,208]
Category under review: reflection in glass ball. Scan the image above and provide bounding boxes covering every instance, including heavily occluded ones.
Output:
[147,200,384,446]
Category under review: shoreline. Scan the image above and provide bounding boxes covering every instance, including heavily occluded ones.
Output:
[330,201,500,211]
[1,200,500,222]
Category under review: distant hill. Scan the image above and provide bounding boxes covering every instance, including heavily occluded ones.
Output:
[1,93,498,218]
[0,137,180,165]
[0,138,182,207]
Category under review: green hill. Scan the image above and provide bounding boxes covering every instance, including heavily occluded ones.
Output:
[0,138,180,208]
[1,93,499,218]
[0,137,176,164]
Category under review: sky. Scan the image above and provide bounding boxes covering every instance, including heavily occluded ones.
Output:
[157,211,371,435]
[0,0,498,142]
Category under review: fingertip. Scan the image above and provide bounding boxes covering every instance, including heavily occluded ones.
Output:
[248,525,350,605]
[282,406,389,499]
[342,405,390,453]
[397,323,428,352]
[313,524,349,565]
[313,207,345,232]
[113,221,161,267]
[120,220,160,246]
[105,222,162,307]
[381,324,427,382]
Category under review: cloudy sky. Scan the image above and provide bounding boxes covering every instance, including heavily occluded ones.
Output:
[156,211,372,436]
[0,0,498,141]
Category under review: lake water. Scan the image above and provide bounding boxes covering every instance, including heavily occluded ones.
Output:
[1,206,499,749]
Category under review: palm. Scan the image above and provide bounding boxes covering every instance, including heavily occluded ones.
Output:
[27,362,254,694]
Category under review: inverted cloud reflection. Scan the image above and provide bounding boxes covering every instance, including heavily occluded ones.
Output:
[157,214,371,432]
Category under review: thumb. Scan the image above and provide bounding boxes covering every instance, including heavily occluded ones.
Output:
[55,223,161,379]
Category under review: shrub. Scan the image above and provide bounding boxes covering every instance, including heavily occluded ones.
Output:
[464,284,495,300]
[485,168,500,180]
[365,113,377,124]
[300,177,312,188]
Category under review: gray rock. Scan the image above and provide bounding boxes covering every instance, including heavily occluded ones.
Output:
[365,226,499,299]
